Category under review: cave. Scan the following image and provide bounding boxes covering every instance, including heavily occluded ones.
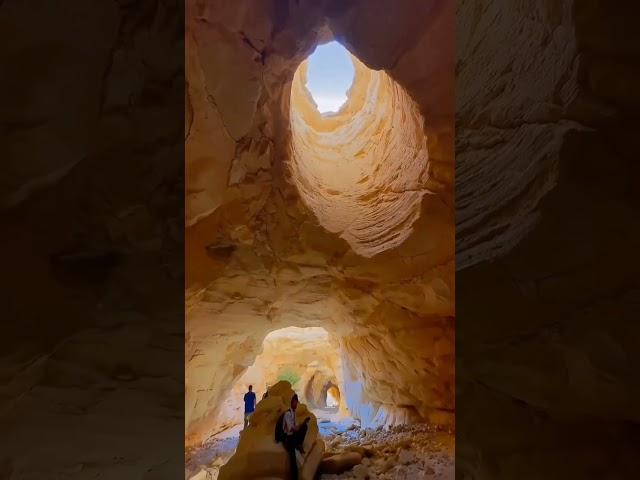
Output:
[1,0,636,478]
[213,326,348,435]
[324,384,340,409]
[185,1,454,479]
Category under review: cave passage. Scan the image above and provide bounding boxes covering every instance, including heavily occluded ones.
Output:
[325,384,340,408]
[215,326,350,434]
[186,11,455,476]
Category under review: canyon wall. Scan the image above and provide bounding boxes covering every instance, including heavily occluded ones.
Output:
[289,56,430,257]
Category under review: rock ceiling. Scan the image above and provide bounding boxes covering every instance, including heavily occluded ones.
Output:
[185,0,455,446]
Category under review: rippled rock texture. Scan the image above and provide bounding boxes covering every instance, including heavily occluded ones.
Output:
[1,0,184,477]
[185,0,455,448]
[456,0,640,478]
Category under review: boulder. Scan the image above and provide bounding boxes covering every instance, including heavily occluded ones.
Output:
[300,437,325,480]
[319,451,363,475]
[218,381,324,480]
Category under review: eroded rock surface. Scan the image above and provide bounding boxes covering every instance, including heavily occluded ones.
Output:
[185,0,455,448]
[213,327,346,435]
[456,0,640,478]
[289,56,430,256]
[218,381,324,480]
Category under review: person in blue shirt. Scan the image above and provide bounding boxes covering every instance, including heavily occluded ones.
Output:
[243,385,257,429]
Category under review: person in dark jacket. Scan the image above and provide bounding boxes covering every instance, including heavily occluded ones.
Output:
[243,385,256,430]
[282,394,310,479]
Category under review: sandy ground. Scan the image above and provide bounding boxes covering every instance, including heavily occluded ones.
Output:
[185,409,454,480]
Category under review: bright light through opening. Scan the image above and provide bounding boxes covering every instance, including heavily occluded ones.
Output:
[326,386,339,408]
[305,41,355,114]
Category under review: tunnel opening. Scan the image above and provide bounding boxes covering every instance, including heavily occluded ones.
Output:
[324,383,340,409]
[213,326,349,437]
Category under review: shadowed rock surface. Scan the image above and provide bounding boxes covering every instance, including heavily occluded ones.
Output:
[456,0,640,478]
[0,0,184,477]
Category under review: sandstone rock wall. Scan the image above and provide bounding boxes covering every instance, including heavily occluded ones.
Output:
[456,0,640,477]
[289,55,430,257]
[213,327,345,434]
[185,0,455,446]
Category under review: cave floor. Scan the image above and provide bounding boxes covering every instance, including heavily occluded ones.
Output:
[185,411,454,480]
[320,423,454,480]
[185,424,241,479]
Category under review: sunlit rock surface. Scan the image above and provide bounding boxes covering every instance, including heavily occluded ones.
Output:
[218,381,324,480]
[213,327,345,435]
[185,0,455,449]
[289,56,430,257]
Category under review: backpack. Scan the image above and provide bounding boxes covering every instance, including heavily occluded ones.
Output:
[274,411,286,443]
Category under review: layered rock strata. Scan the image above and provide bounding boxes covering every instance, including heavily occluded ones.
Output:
[213,327,345,434]
[185,0,455,447]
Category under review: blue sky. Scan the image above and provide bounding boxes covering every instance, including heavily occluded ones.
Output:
[305,41,355,114]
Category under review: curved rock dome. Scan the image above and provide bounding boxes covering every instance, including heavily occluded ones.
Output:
[184,0,455,463]
[289,52,430,257]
